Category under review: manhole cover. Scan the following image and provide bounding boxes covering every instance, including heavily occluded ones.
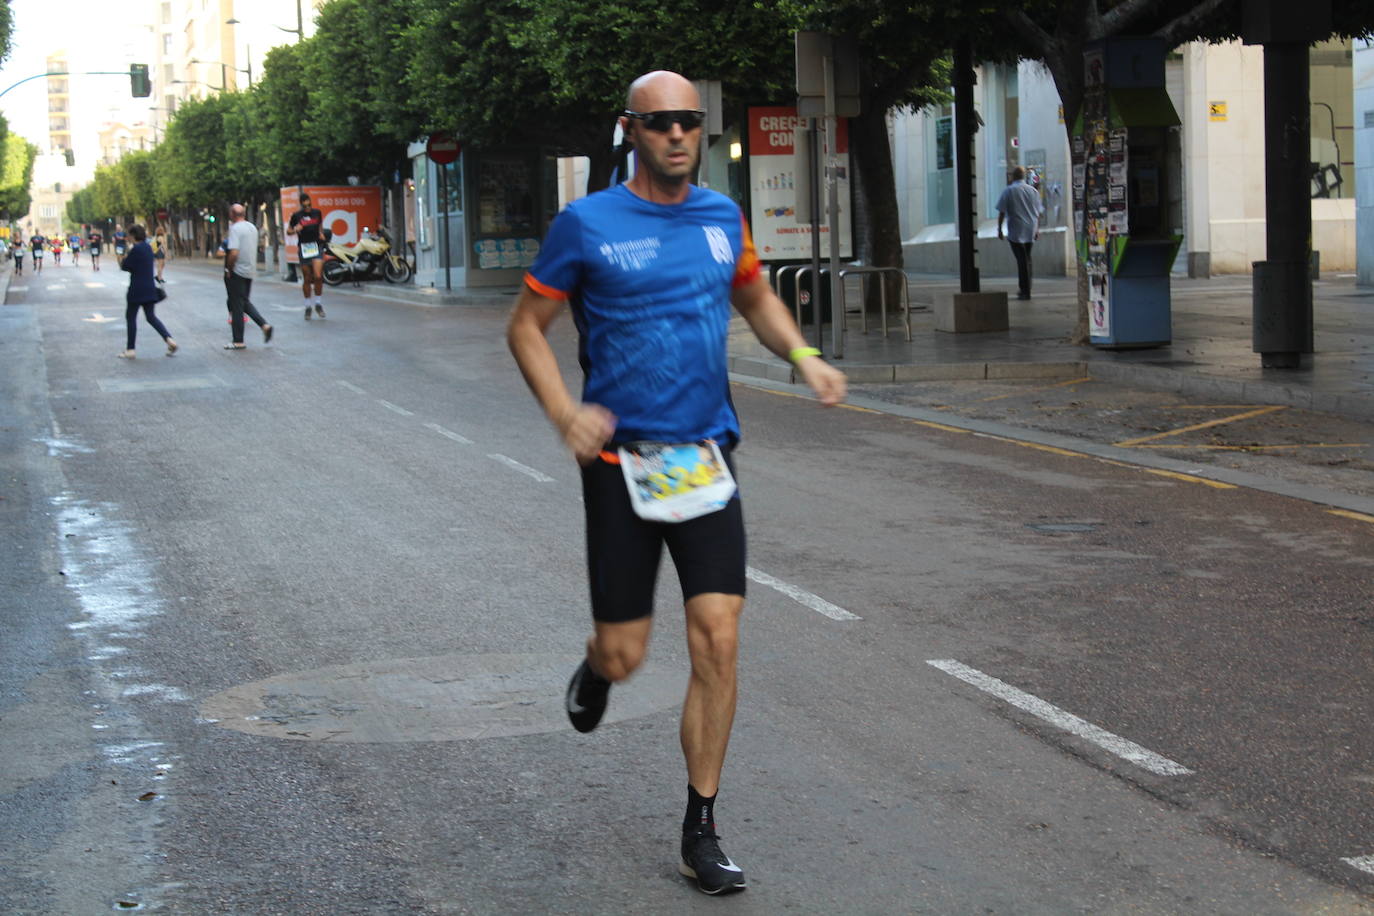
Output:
[201,653,683,743]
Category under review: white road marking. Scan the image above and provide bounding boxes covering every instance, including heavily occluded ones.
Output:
[83,313,119,323]
[336,380,368,395]
[424,422,473,445]
[487,453,555,483]
[1341,855,1374,876]
[926,659,1194,777]
[377,399,414,417]
[84,282,107,288]
[746,567,861,620]
[8,285,27,291]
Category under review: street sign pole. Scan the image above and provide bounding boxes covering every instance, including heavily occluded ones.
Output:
[810,121,822,350]
[426,133,461,292]
[439,166,451,291]
[795,31,859,357]
[824,54,843,359]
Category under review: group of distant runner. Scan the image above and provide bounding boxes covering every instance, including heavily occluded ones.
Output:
[9,224,167,280]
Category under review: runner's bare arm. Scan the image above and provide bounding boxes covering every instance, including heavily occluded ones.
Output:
[507,285,617,463]
[731,274,847,406]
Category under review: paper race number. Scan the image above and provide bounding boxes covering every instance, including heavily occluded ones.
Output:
[618,440,736,523]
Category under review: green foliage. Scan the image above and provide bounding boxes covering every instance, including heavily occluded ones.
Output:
[113,150,157,219]
[0,0,13,69]
[0,132,36,219]
[252,43,318,186]
[156,94,234,206]
[403,0,798,156]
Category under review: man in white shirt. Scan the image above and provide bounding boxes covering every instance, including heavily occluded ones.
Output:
[223,203,273,350]
[996,166,1045,300]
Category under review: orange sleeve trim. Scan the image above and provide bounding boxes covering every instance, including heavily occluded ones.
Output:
[598,450,621,465]
[524,272,569,301]
[732,215,761,289]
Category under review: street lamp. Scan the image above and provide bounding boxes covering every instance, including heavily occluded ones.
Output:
[188,57,251,90]
[272,0,306,42]
[222,19,255,87]
[171,77,225,94]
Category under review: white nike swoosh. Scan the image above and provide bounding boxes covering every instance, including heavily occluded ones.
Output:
[718,860,742,873]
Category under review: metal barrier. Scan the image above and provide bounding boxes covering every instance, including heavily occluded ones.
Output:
[838,266,911,342]
[771,264,806,327]
[768,263,911,360]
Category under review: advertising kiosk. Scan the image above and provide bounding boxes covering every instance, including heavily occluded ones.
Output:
[1073,38,1183,349]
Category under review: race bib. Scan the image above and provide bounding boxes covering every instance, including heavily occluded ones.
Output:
[300,242,320,258]
[618,440,736,523]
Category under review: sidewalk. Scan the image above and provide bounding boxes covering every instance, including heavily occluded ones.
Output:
[728,271,1374,423]
[180,258,1374,423]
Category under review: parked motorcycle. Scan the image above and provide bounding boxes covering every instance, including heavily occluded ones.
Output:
[321,227,413,286]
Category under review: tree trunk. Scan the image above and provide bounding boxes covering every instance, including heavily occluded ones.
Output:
[850,104,905,314]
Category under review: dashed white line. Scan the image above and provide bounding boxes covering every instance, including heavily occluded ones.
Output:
[746,567,861,620]
[926,659,1194,777]
[336,380,368,395]
[424,422,473,445]
[487,453,555,483]
[1341,855,1374,876]
[377,399,415,417]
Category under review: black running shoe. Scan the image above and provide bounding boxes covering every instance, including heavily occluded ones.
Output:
[564,659,610,733]
[680,827,746,895]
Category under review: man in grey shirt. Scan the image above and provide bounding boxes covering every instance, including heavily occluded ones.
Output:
[223,203,272,350]
[996,166,1045,300]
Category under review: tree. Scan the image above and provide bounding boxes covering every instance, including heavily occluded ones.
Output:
[0,0,14,70]
[404,0,797,190]
[113,150,158,224]
[309,0,424,179]
[252,44,319,188]
[0,133,37,221]
[155,94,235,208]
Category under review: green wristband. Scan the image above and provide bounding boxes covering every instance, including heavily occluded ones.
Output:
[789,346,822,364]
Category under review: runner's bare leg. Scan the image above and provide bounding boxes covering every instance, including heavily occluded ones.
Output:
[680,592,742,796]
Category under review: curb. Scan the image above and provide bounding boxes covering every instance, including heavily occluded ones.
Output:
[728,355,1091,386]
[726,353,1374,423]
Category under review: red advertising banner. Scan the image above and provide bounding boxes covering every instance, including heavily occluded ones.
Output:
[747,108,848,156]
[280,185,384,264]
[746,107,851,260]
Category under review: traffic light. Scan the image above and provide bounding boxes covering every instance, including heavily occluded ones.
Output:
[63,148,75,167]
[130,64,151,98]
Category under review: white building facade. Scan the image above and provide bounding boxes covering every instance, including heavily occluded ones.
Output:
[893,39,1358,279]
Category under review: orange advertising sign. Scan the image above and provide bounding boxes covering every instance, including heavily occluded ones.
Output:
[280,185,383,263]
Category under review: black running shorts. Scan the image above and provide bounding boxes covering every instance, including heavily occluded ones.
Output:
[581,444,746,623]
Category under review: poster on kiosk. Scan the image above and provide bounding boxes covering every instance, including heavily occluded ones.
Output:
[280,185,384,264]
[746,106,852,260]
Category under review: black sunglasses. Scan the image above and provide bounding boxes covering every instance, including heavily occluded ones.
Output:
[623,109,706,132]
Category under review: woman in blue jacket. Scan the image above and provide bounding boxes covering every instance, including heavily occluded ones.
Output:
[119,224,178,358]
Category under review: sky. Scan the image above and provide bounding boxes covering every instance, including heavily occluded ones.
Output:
[0,0,159,156]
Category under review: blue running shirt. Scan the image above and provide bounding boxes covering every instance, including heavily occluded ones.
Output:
[526,184,761,445]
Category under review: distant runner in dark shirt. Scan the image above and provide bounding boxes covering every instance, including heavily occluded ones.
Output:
[288,193,327,320]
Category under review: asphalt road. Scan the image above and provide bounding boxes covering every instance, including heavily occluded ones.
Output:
[3,258,1373,914]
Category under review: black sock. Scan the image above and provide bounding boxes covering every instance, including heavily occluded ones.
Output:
[684,785,716,833]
